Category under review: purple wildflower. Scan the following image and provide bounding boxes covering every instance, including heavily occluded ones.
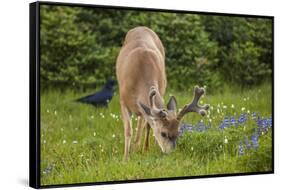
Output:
[239,141,244,156]
[244,136,251,150]
[267,118,272,128]
[251,131,259,149]
[252,112,257,120]
[230,116,237,127]
[238,113,247,124]
[195,121,207,132]
[179,123,193,136]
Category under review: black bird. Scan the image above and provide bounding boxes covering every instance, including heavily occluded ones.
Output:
[76,79,116,107]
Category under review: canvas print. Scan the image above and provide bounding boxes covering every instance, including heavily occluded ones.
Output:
[31,2,273,187]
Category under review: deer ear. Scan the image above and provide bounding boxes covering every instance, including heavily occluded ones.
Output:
[138,102,151,116]
[167,96,177,111]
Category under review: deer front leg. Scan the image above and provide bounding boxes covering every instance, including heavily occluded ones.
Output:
[121,104,132,161]
[143,123,150,151]
[134,116,145,149]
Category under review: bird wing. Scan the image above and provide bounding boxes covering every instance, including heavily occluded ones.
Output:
[76,90,113,104]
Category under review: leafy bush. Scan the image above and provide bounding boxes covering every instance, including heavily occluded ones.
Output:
[40,5,272,91]
[203,16,272,86]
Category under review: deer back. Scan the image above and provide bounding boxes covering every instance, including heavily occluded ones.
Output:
[116,26,166,115]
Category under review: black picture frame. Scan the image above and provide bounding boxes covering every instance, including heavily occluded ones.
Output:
[29,1,274,189]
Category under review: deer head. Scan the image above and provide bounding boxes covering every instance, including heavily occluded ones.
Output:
[139,86,209,153]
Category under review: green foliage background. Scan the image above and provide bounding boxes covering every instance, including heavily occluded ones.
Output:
[40,5,272,92]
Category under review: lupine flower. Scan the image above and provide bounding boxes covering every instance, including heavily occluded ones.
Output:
[257,118,271,133]
[239,141,244,156]
[268,118,272,128]
[219,117,231,130]
[179,123,193,136]
[195,121,207,132]
[230,117,237,127]
[244,136,251,150]
[219,122,228,130]
[257,127,261,136]
[238,113,247,124]
[251,131,259,149]
[252,112,257,120]
[223,117,230,125]
[187,126,193,132]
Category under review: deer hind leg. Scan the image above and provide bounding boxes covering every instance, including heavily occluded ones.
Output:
[134,117,145,149]
[143,123,150,151]
[121,104,132,161]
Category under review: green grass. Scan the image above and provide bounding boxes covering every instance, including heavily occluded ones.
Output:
[40,83,272,185]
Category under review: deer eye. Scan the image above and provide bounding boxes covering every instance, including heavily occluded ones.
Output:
[161,132,167,138]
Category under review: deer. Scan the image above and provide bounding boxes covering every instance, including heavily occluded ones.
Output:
[116,26,209,160]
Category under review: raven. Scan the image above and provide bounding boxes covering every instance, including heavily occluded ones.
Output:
[76,79,116,107]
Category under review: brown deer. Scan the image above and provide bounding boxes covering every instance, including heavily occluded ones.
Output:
[116,26,209,160]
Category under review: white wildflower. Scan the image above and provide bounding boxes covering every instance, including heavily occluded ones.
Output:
[224,136,228,144]
[63,140,66,144]
[72,140,78,144]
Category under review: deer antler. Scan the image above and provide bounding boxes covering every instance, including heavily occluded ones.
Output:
[149,86,167,118]
[177,86,209,120]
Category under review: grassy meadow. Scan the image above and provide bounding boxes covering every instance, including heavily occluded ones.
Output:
[40,83,272,185]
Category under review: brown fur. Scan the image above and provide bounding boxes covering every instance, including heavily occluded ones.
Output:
[116,26,209,160]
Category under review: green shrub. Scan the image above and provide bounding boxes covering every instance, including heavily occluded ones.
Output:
[40,5,272,92]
